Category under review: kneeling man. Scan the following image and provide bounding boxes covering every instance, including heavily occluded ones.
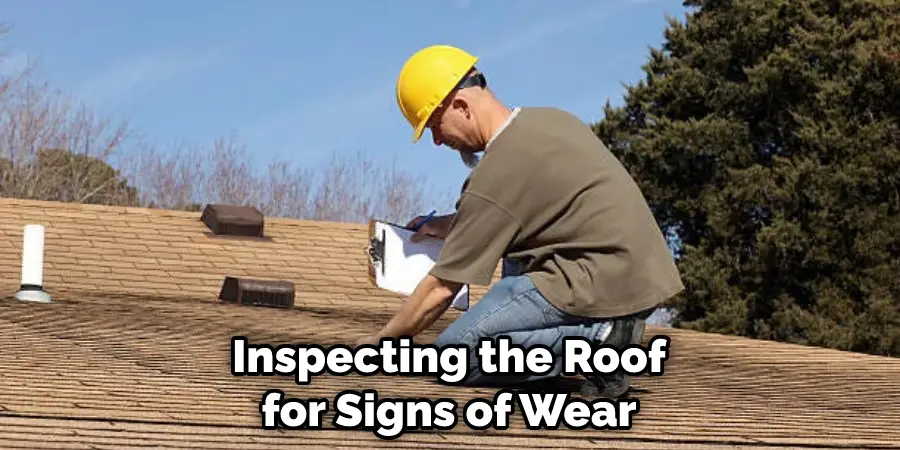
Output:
[356,45,684,398]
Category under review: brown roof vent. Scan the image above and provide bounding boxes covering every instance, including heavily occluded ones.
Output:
[201,204,264,237]
[219,276,295,308]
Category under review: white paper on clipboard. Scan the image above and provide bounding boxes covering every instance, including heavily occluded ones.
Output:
[366,220,469,311]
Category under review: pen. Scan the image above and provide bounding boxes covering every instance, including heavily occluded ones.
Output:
[413,210,437,231]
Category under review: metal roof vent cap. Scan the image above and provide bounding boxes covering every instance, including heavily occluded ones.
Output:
[201,204,265,237]
[219,276,295,308]
[15,224,51,303]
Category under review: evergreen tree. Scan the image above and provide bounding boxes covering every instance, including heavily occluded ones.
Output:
[594,0,899,356]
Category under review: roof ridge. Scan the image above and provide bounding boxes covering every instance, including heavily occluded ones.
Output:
[0,197,368,229]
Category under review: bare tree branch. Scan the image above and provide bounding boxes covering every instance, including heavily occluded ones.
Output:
[0,32,453,224]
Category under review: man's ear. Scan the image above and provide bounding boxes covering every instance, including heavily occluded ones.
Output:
[450,96,470,115]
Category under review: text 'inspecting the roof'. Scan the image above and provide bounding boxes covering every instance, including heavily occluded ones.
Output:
[230,335,670,439]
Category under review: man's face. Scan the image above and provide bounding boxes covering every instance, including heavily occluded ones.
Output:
[427,95,479,153]
[425,91,483,168]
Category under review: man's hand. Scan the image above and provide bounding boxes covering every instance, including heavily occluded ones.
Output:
[406,213,454,243]
[366,275,462,341]
[354,334,380,348]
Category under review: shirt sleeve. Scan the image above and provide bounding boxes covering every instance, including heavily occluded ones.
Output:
[429,192,521,285]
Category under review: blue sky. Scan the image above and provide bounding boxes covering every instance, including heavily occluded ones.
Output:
[0,0,686,206]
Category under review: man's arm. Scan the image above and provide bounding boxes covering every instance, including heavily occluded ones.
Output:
[358,275,463,344]
[431,213,456,236]
[359,194,518,346]
[408,213,456,241]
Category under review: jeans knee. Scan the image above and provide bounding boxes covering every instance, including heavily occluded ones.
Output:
[433,324,478,352]
[432,330,456,350]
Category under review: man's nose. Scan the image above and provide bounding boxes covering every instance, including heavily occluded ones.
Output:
[431,129,443,146]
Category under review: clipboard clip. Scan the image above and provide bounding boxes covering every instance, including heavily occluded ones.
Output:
[366,229,386,276]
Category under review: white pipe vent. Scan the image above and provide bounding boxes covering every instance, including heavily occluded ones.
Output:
[15,224,51,303]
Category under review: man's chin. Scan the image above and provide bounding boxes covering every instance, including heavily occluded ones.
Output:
[458,150,482,168]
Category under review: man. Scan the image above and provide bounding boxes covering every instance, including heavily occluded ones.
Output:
[356,45,684,398]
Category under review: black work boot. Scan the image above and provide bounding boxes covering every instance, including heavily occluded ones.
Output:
[581,314,647,399]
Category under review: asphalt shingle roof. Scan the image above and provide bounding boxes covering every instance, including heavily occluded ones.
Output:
[1,198,898,449]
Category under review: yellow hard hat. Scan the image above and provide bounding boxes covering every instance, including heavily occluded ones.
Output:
[396,45,479,142]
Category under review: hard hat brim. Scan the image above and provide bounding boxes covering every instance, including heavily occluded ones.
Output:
[412,120,427,143]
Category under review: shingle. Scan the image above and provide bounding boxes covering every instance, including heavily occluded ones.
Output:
[0,198,898,449]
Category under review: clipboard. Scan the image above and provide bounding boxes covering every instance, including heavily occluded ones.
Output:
[365,219,469,311]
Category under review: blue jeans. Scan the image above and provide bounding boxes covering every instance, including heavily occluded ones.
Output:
[433,259,613,386]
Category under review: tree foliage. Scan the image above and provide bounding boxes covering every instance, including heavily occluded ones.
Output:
[0,148,137,205]
[594,0,899,356]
